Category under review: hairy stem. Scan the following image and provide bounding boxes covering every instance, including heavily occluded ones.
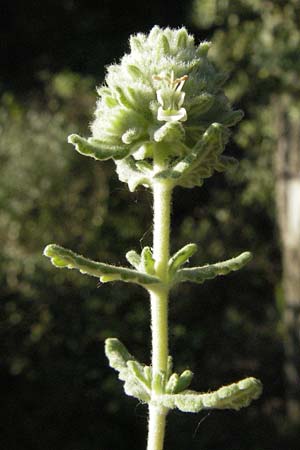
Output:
[147,179,172,450]
[147,405,168,450]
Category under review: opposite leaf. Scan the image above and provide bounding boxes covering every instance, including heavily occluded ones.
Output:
[173,251,252,285]
[156,377,262,412]
[154,123,230,187]
[68,134,129,161]
[115,157,151,192]
[168,243,198,275]
[44,244,160,286]
[105,338,151,402]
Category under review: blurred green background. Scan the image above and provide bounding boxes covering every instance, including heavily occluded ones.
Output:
[1,1,300,449]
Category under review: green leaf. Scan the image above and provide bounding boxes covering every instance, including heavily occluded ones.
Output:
[125,250,141,270]
[173,251,252,285]
[153,122,185,143]
[140,247,156,275]
[105,338,134,372]
[175,370,194,393]
[68,134,129,161]
[165,373,179,394]
[165,370,193,394]
[188,93,214,116]
[168,243,198,275]
[121,128,144,144]
[127,64,144,79]
[156,377,262,412]
[105,338,151,402]
[196,41,211,57]
[115,157,151,192]
[44,244,160,286]
[152,371,166,394]
[154,123,230,187]
[127,360,151,391]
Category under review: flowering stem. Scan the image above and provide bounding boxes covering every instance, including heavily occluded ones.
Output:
[147,174,173,450]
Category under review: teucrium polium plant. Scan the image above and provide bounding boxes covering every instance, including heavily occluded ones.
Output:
[44,26,262,450]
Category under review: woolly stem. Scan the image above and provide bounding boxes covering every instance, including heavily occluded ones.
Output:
[147,176,172,450]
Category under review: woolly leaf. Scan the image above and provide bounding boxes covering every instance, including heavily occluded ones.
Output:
[173,251,252,285]
[154,123,229,186]
[153,122,185,143]
[140,247,156,275]
[115,157,151,192]
[168,243,198,275]
[68,134,128,161]
[165,373,179,394]
[105,338,151,402]
[127,360,151,391]
[127,64,144,79]
[188,93,214,116]
[196,41,211,57]
[152,371,166,394]
[44,244,160,286]
[175,370,194,393]
[105,338,134,372]
[121,128,143,144]
[125,250,141,270]
[156,377,262,412]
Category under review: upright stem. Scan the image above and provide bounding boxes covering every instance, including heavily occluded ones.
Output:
[151,181,172,373]
[146,179,173,450]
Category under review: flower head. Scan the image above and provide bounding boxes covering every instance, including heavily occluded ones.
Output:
[69,26,243,190]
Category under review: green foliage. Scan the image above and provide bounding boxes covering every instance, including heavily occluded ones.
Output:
[105,338,262,412]
[44,244,160,285]
[173,251,252,285]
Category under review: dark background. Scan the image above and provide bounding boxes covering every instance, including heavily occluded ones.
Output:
[1,1,297,449]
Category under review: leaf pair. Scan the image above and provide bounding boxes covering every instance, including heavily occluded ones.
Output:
[105,338,262,412]
[44,243,252,288]
[105,338,194,400]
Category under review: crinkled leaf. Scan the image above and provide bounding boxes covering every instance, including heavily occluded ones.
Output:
[121,128,144,144]
[188,93,214,117]
[140,247,156,275]
[165,373,179,394]
[152,371,166,394]
[154,123,230,187]
[173,251,252,285]
[68,134,129,161]
[156,377,262,412]
[105,338,151,402]
[175,370,194,393]
[125,250,141,270]
[44,244,160,286]
[165,370,194,394]
[153,122,185,143]
[115,157,151,192]
[105,338,134,372]
[168,243,198,275]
